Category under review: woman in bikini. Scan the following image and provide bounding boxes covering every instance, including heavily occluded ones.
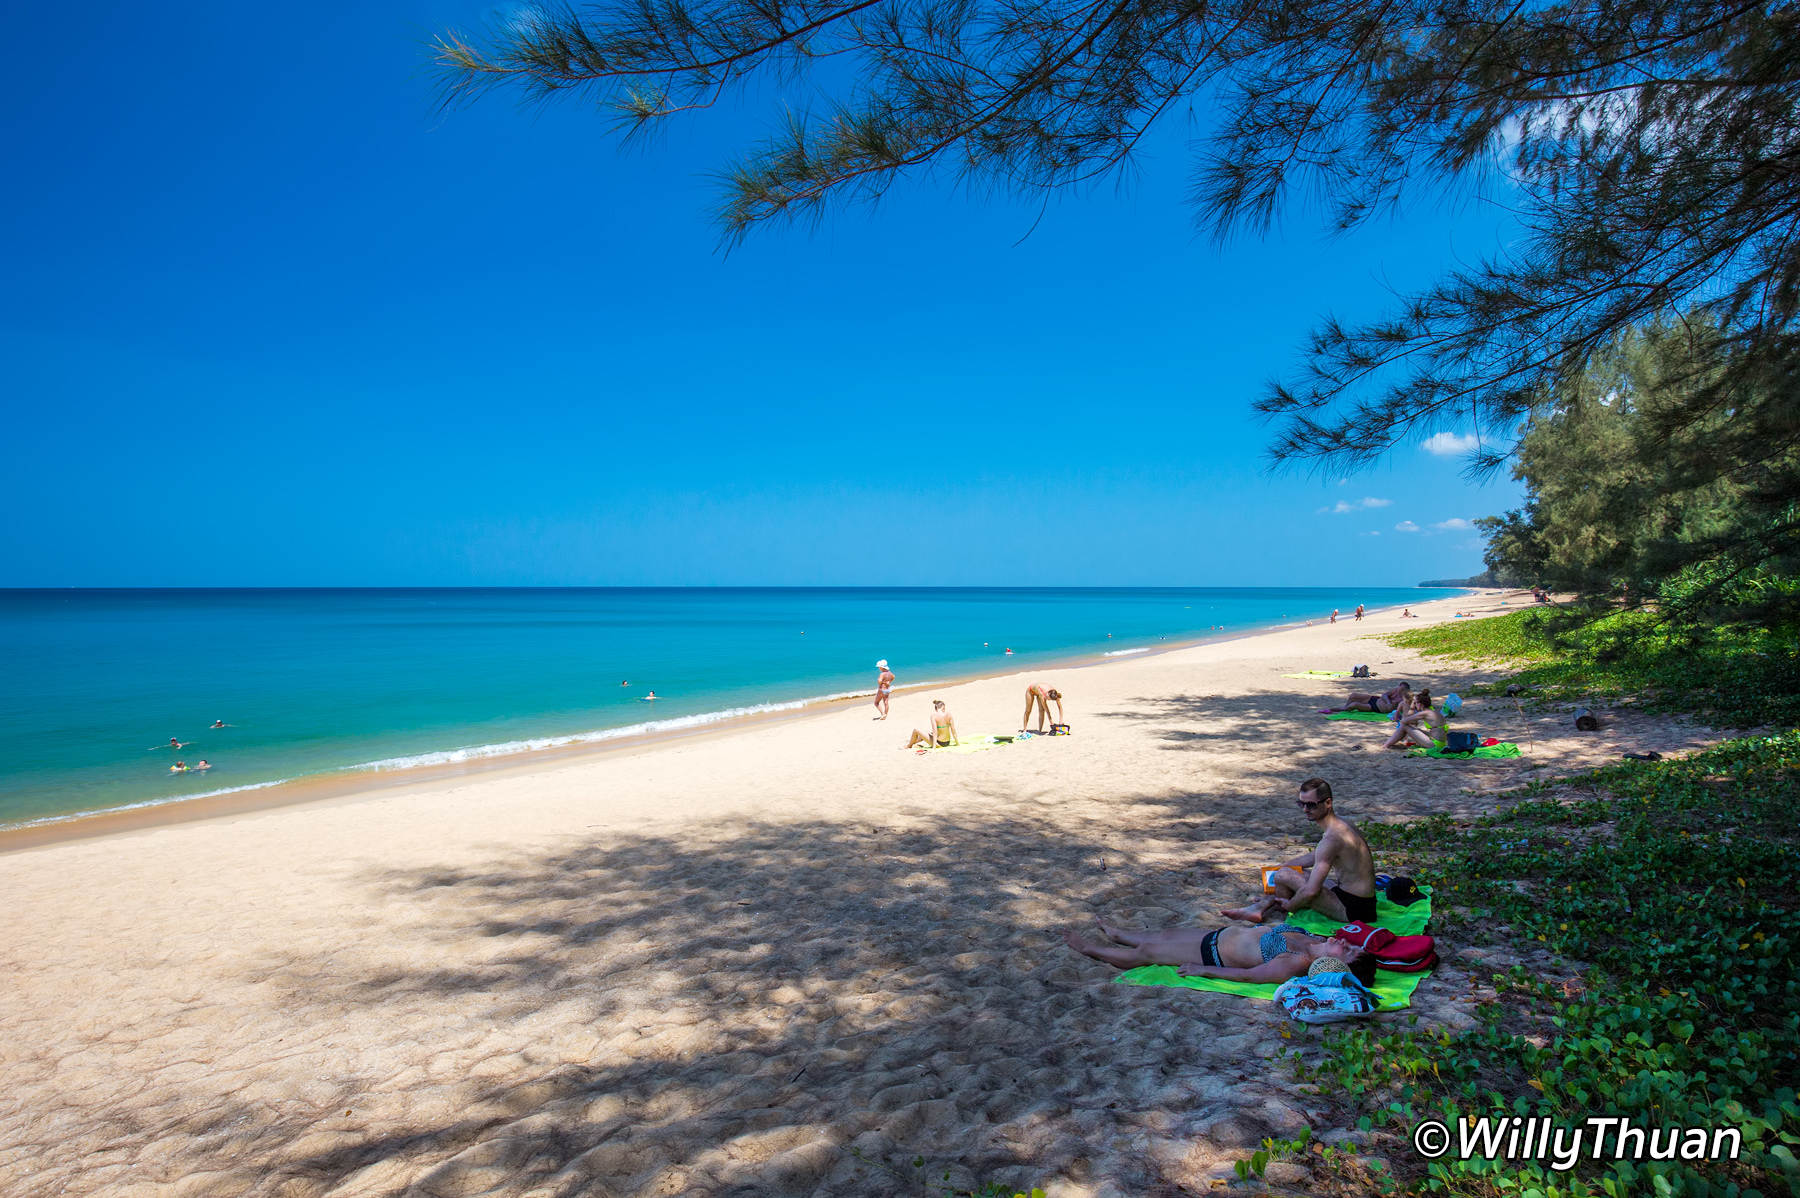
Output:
[1383,689,1447,750]
[1023,684,1063,732]
[1327,682,1410,715]
[903,700,959,748]
[1063,919,1376,986]
[874,660,894,720]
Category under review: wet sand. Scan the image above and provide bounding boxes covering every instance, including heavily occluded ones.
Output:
[0,592,1715,1198]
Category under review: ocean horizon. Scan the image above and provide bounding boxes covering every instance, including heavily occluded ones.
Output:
[0,586,1459,829]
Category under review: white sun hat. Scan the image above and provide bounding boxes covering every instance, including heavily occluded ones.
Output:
[876,660,889,669]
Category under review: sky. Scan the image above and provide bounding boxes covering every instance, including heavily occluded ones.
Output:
[0,1,1526,587]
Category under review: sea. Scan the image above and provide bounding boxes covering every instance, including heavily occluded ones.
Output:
[0,587,1453,830]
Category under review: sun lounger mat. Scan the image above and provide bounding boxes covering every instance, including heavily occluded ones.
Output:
[1408,742,1521,760]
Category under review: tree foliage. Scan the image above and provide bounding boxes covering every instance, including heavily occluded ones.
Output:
[1479,320,1800,627]
[432,0,1800,475]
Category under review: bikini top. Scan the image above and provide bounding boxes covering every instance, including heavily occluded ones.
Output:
[1259,924,1309,963]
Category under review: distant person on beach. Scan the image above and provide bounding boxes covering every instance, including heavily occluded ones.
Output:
[1401,608,1417,618]
[874,661,894,720]
[1330,608,1339,624]
[1023,684,1063,732]
[1354,604,1365,621]
[1063,919,1376,986]
[1326,682,1410,715]
[1221,778,1379,925]
[904,700,959,749]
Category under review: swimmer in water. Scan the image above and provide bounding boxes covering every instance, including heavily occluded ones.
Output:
[195,759,211,770]
[621,680,629,686]
[210,720,230,729]
[170,760,187,773]
[642,691,657,701]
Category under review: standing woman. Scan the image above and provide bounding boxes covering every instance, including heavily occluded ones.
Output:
[1023,684,1063,732]
[874,660,894,720]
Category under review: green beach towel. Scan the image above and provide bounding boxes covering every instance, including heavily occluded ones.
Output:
[1408,742,1521,760]
[1283,670,1353,679]
[1112,889,1434,1010]
[1325,710,1392,723]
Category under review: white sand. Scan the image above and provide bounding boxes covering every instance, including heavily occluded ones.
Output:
[0,594,1714,1198]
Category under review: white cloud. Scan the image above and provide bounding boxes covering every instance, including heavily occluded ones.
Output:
[1432,518,1475,531]
[1421,432,1481,456]
[1319,496,1394,514]
[1395,520,1422,533]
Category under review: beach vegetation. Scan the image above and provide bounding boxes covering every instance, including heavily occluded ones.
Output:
[1387,609,1800,729]
[1472,322,1800,634]
[427,0,1800,504]
[1294,615,1800,1195]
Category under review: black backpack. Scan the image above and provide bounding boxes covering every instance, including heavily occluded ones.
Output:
[1444,731,1482,753]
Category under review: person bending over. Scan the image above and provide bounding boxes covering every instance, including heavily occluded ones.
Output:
[1326,682,1410,714]
[1023,684,1063,732]
[1222,778,1379,925]
[1063,919,1376,986]
[904,700,960,749]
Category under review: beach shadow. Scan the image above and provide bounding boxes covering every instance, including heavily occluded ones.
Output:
[44,801,1345,1198]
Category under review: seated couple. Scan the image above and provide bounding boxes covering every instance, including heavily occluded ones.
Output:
[1382,689,1450,751]
[1064,778,1380,987]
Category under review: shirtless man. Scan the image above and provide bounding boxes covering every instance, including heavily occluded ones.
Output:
[1022,684,1062,732]
[1063,919,1376,986]
[1325,682,1410,714]
[1222,778,1379,925]
[874,660,894,720]
[904,700,959,748]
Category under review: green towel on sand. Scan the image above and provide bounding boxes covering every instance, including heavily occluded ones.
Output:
[1408,742,1521,760]
[1283,670,1353,679]
[1112,889,1434,1010]
[1325,710,1392,722]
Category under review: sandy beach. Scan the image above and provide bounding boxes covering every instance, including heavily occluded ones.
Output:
[0,593,1717,1198]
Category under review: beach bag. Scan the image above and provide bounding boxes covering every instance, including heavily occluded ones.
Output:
[1333,924,1439,972]
[1273,972,1378,1023]
[1048,724,1071,736]
[1444,731,1482,753]
[1351,664,1371,678]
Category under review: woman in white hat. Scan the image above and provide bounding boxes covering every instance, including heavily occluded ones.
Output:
[874,660,894,720]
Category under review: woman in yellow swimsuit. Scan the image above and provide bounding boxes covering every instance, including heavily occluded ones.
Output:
[904,700,959,748]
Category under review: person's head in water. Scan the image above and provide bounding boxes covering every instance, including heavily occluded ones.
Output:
[1297,778,1334,823]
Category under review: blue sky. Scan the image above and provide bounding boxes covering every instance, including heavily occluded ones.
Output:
[1,1,1524,587]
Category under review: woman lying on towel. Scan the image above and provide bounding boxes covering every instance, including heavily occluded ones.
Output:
[1063,919,1378,986]
[1325,682,1410,715]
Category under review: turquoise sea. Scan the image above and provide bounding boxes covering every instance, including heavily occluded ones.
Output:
[0,587,1451,828]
